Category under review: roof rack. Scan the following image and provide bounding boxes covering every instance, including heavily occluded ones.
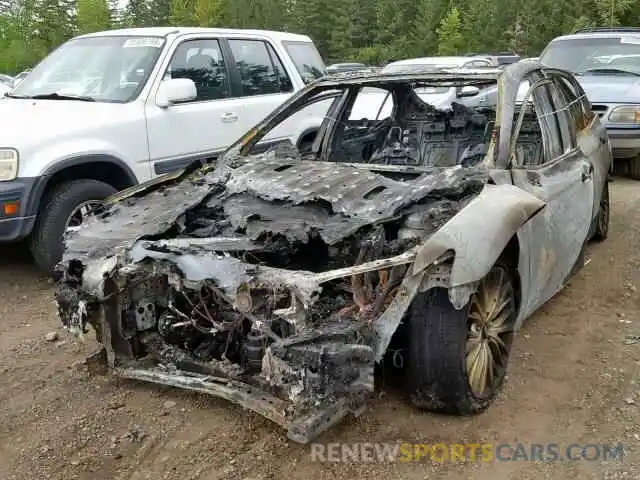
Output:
[575,26,640,33]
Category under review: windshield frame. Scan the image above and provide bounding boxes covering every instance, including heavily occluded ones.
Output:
[11,35,166,104]
[223,76,504,172]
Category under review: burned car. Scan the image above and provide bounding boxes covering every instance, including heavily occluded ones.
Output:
[55,60,611,443]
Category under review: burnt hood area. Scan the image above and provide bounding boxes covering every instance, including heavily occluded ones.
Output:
[53,152,491,441]
[60,151,490,278]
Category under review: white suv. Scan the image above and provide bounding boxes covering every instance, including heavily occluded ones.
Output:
[0,27,327,273]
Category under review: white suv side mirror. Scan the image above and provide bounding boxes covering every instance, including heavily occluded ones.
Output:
[156,78,197,107]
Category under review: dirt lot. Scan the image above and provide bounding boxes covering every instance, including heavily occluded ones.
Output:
[1,179,640,480]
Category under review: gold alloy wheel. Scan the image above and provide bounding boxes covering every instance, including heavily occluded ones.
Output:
[465,265,516,397]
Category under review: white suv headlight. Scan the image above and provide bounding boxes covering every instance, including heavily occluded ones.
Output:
[608,105,640,124]
[0,148,18,181]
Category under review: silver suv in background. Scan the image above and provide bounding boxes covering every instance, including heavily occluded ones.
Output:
[540,27,640,177]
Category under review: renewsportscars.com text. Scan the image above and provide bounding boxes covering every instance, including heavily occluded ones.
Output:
[310,442,625,463]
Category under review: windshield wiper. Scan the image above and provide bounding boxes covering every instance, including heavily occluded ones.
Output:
[31,92,95,101]
[578,67,640,76]
[7,92,96,101]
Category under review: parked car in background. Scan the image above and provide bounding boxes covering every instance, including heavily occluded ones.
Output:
[359,57,495,112]
[540,27,640,177]
[389,55,496,71]
[467,51,521,67]
[55,60,610,444]
[326,62,368,74]
[0,27,328,274]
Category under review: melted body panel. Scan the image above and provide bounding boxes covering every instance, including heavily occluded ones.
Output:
[54,61,607,442]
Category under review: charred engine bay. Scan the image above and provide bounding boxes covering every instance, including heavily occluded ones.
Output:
[57,153,489,405]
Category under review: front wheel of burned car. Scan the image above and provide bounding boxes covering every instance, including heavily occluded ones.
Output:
[406,261,517,415]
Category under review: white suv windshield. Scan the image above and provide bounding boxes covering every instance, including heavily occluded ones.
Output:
[11,36,165,102]
[541,36,640,75]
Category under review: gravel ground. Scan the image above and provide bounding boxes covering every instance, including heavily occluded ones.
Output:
[1,179,640,480]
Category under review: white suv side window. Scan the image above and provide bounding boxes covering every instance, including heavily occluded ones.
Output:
[228,39,294,96]
[165,38,230,102]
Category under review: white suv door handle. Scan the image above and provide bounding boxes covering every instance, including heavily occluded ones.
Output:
[221,112,238,122]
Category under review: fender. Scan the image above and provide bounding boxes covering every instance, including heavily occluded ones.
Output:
[25,154,139,218]
[42,154,138,185]
[411,183,546,286]
[373,183,545,362]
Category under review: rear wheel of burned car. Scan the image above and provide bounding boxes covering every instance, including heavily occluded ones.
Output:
[406,261,517,415]
[30,179,117,274]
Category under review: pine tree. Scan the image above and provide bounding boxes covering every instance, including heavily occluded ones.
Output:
[193,0,226,27]
[436,7,466,55]
[169,0,196,25]
[411,0,443,56]
[77,0,111,34]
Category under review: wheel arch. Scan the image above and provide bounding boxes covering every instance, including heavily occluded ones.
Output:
[411,183,545,287]
[30,154,138,217]
[373,183,544,362]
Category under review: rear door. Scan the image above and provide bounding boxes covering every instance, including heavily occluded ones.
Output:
[223,36,298,147]
[510,75,594,316]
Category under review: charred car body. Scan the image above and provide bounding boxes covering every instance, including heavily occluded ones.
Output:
[55,60,611,443]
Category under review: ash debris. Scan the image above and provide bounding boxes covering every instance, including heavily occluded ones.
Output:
[53,145,490,429]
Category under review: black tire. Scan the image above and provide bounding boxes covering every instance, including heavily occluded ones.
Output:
[592,182,609,242]
[406,261,517,415]
[29,179,117,274]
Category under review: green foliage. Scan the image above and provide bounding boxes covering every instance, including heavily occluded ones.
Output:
[1,0,640,75]
[169,0,197,26]
[436,7,465,55]
[193,0,226,27]
[77,0,111,34]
